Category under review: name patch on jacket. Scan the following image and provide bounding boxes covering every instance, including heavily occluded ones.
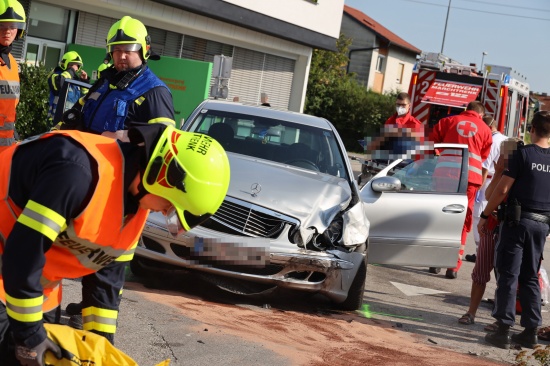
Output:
[55,229,124,271]
[0,80,20,99]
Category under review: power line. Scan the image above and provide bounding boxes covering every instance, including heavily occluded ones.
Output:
[458,0,550,13]
[399,0,550,21]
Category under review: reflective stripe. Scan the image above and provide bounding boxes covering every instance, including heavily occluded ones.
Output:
[82,306,118,334]
[5,294,43,322]
[469,165,483,176]
[0,79,20,99]
[55,227,128,271]
[17,200,65,241]
[0,136,14,146]
[469,152,482,162]
[115,241,137,262]
[135,96,145,105]
[50,74,59,91]
[148,117,175,126]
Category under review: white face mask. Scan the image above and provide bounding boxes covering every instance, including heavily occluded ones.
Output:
[396,106,408,116]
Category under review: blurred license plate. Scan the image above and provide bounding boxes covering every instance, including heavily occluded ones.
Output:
[191,237,270,266]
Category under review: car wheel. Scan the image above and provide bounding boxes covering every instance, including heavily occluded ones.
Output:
[129,257,150,277]
[334,258,367,311]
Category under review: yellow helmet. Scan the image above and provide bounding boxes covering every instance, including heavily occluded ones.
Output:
[143,126,230,234]
[59,51,83,71]
[106,16,150,60]
[0,0,26,39]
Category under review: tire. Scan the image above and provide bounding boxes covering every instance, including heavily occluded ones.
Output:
[334,258,367,311]
[129,257,150,277]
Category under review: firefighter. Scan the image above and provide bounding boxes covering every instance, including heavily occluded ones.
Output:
[96,53,112,79]
[47,51,89,123]
[57,16,175,329]
[0,123,230,365]
[429,101,492,279]
[0,0,25,152]
[59,16,175,135]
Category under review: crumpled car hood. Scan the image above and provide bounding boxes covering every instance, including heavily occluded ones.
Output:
[226,154,352,229]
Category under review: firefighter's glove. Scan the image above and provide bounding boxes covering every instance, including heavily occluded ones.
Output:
[15,337,62,366]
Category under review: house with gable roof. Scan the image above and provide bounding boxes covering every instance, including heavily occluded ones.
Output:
[342,5,421,94]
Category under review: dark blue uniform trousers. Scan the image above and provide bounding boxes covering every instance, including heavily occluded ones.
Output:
[493,218,550,328]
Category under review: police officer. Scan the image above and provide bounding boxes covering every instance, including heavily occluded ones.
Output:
[61,16,175,136]
[47,51,89,122]
[0,123,230,365]
[480,110,550,349]
[0,0,25,152]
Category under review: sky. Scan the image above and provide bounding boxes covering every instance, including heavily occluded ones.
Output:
[344,0,550,94]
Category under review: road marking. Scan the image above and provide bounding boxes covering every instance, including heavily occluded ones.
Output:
[390,281,450,296]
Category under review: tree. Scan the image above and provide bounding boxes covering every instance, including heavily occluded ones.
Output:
[305,34,397,152]
[16,63,51,139]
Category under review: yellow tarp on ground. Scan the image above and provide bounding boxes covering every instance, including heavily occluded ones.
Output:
[44,323,170,366]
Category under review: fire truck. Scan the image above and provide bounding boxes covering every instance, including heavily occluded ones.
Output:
[408,52,530,139]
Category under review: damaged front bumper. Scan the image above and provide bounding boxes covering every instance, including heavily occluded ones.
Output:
[135,222,365,303]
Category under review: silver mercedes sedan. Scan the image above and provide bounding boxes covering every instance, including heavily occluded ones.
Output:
[131,100,468,310]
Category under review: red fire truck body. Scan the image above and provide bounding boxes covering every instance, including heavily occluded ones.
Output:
[408,53,530,139]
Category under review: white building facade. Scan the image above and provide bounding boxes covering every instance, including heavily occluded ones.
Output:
[14,0,345,112]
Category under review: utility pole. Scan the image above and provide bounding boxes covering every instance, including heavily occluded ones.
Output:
[441,0,452,54]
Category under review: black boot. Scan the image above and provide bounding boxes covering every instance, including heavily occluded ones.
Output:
[485,323,511,349]
[511,327,538,349]
[66,302,83,316]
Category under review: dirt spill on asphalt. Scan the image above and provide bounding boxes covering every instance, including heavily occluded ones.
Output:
[126,279,504,366]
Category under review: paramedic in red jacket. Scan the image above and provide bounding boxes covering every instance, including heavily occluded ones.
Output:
[429,101,492,279]
[366,92,424,157]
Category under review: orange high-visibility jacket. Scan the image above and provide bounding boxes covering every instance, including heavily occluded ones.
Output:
[0,53,20,151]
[0,130,149,314]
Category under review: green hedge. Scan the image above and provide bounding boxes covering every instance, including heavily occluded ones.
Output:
[16,63,51,139]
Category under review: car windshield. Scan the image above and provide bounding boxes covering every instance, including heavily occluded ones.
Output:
[189,109,349,180]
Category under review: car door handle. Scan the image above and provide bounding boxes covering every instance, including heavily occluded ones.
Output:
[442,204,465,214]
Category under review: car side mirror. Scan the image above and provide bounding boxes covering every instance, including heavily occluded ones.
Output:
[371,176,401,192]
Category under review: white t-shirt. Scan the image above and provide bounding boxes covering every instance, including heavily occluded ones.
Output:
[482,131,508,176]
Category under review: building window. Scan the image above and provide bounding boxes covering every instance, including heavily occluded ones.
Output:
[397,63,404,84]
[27,2,70,42]
[376,55,385,72]
[181,35,234,63]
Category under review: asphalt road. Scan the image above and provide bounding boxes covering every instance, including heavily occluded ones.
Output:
[58,233,550,366]
[57,159,550,365]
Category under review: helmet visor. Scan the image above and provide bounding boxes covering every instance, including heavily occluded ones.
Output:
[0,22,25,30]
[165,206,186,238]
[108,43,142,53]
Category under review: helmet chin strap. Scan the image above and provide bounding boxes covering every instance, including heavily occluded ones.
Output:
[133,179,149,202]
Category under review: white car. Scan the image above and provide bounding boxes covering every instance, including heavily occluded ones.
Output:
[131,100,468,310]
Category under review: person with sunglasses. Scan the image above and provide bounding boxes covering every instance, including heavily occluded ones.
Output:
[0,122,230,366]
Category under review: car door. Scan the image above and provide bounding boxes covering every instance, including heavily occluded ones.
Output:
[360,143,469,268]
